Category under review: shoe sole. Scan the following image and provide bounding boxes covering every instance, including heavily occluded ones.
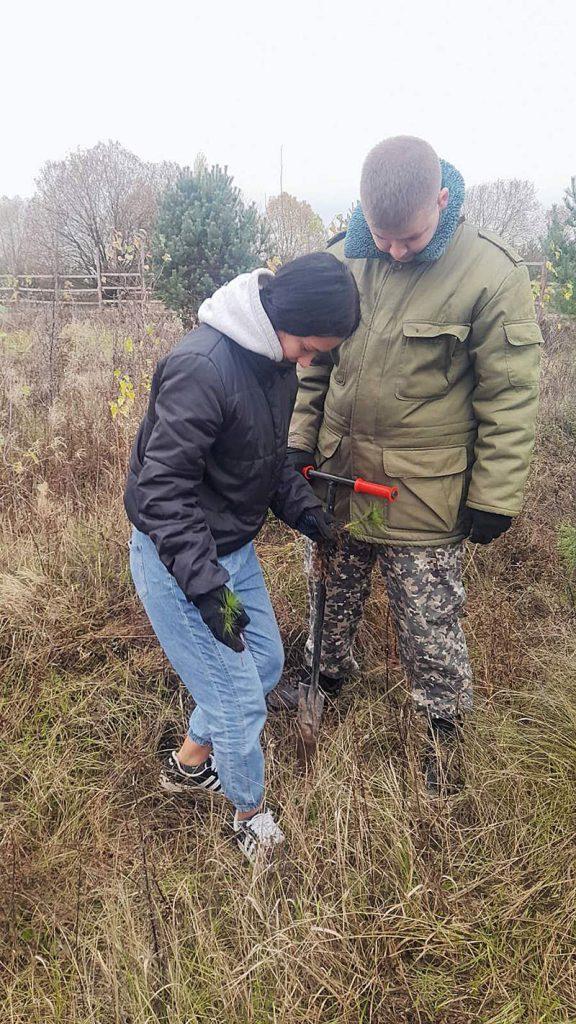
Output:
[424,782,466,801]
[158,772,224,799]
[266,696,299,714]
[233,832,285,866]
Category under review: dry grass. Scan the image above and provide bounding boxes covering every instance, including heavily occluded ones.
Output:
[1,305,575,1023]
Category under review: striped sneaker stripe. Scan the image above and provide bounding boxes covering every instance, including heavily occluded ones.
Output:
[233,810,285,864]
[159,751,223,795]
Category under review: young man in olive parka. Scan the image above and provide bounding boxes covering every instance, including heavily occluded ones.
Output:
[288,135,542,793]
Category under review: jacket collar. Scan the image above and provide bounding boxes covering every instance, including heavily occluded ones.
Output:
[344,160,465,264]
[235,342,295,382]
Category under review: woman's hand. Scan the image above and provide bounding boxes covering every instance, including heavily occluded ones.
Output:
[285,448,315,475]
[295,507,337,544]
[194,585,250,652]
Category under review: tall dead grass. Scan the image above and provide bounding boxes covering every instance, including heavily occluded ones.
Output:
[1,305,575,1023]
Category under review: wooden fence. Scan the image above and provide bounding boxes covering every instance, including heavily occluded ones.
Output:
[0,269,151,308]
[0,262,549,309]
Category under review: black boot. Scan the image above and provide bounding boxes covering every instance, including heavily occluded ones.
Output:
[318,672,343,698]
[266,677,300,713]
[423,717,464,797]
[267,667,343,714]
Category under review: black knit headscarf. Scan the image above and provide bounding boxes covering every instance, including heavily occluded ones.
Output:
[260,252,360,338]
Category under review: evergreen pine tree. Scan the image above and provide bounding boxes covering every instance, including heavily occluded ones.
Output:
[545,177,576,315]
[153,158,266,322]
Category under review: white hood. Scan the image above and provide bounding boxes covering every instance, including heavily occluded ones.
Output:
[197,269,284,362]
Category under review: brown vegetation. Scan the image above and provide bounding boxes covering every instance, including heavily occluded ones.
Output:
[1,304,575,1023]
[462,180,546,254]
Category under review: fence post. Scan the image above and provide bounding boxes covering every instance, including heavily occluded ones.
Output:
[539,261,548,305]
[139,242,147,313]
[95,251,103,310]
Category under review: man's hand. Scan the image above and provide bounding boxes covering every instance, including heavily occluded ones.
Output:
[286,448,316,475]
[295,507,337,544]
[467,509,512,545]
[194,585,250,652]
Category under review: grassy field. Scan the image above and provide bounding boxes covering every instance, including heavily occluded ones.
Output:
[1,303,575,1024]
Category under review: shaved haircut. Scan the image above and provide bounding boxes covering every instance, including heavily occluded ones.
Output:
[360,136,442,232]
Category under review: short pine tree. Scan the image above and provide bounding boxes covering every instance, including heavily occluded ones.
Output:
[544,177,576,316]
[153,158,267,323]
[558,523,576,575]
[558,523,576,608]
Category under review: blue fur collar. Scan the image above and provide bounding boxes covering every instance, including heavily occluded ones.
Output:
[344,160,465,263]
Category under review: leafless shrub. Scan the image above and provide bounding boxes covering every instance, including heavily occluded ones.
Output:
[464,178,546,254]
[265,192,327,264]
[30,141,180,275]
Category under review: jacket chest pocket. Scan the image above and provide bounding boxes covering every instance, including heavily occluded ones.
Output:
[395,322,471,400]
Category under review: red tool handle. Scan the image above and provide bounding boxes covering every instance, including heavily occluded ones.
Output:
[354,478,398,502]
[302,465,398,503]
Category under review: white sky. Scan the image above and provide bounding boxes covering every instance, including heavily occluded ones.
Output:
[3,0,576,221]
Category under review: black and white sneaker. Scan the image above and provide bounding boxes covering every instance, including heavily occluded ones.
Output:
[233,809,285,864]
[159,750,222,797]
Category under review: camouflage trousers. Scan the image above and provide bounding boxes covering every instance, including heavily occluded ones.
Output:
[304,534,473,722]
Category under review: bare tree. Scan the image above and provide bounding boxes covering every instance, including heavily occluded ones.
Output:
[265,192,326,264]
[328,202,358,239]
[463,179,546,253]
[31,141,180,274]
[0,196,34,274]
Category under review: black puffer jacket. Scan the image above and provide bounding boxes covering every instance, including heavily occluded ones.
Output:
[124,324,321,601]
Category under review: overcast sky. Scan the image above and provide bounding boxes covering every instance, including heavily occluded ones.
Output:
[4,0,575,222]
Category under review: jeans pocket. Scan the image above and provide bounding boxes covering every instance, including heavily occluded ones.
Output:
[129,540,149,600]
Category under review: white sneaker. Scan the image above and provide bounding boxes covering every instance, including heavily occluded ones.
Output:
[159,750,222,797]
[233,809,285,864]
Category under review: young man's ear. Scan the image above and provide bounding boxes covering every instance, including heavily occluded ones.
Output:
[438,187,449,212]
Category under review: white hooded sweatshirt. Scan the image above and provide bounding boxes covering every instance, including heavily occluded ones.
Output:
[197,269,284,362]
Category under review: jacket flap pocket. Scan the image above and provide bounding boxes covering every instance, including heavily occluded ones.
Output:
[382,445,468,479]
[316,423,342,458]
[403,322,471,342]
[503,321,543,347]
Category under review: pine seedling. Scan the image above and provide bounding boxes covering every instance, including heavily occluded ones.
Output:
[220,588,244,638]
[558,523,576,574]
[346,502,386,539]
[558,523,576,608]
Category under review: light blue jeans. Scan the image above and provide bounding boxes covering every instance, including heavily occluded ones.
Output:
[129,528,284,811]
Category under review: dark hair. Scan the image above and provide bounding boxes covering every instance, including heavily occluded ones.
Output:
[260,252,360,338]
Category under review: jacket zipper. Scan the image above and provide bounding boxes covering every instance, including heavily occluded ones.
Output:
[350,262,395,448]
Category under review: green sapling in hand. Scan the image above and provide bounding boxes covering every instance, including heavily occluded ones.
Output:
[194,585,250,652]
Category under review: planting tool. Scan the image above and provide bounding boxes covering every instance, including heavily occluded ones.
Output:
[296,466,398,766]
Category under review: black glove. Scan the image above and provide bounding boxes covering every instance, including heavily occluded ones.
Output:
[295,507,337,544]
[193,585,250,652]
[467,509,512,545]
[286,448,315,475]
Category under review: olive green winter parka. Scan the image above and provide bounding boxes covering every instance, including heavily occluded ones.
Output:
[288,221,542,545]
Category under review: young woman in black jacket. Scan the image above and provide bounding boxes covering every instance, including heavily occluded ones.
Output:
[124,253,359,863]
